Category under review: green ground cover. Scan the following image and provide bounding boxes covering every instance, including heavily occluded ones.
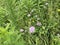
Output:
[0,0,60,45]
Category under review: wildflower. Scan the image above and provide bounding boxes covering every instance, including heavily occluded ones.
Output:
[30,9,35,13]
[45,3,48,5]
[37,18,40,20]
[29,26,35,33]
[36,21,42,26]
[31,9,34,13]
[27,14,31,17]
[20,29,24,32]
[57,34,60,38]
[57,34,60,36]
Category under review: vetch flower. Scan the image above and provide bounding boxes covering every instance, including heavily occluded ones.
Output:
[29,26,35,33]
[36,21,42,26]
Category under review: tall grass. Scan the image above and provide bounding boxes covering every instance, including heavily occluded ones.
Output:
[0,0,60,45]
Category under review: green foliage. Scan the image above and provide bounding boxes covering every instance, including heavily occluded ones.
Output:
[0,0,60,45]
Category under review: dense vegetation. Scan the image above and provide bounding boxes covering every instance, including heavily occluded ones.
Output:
[0,0,60,45]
